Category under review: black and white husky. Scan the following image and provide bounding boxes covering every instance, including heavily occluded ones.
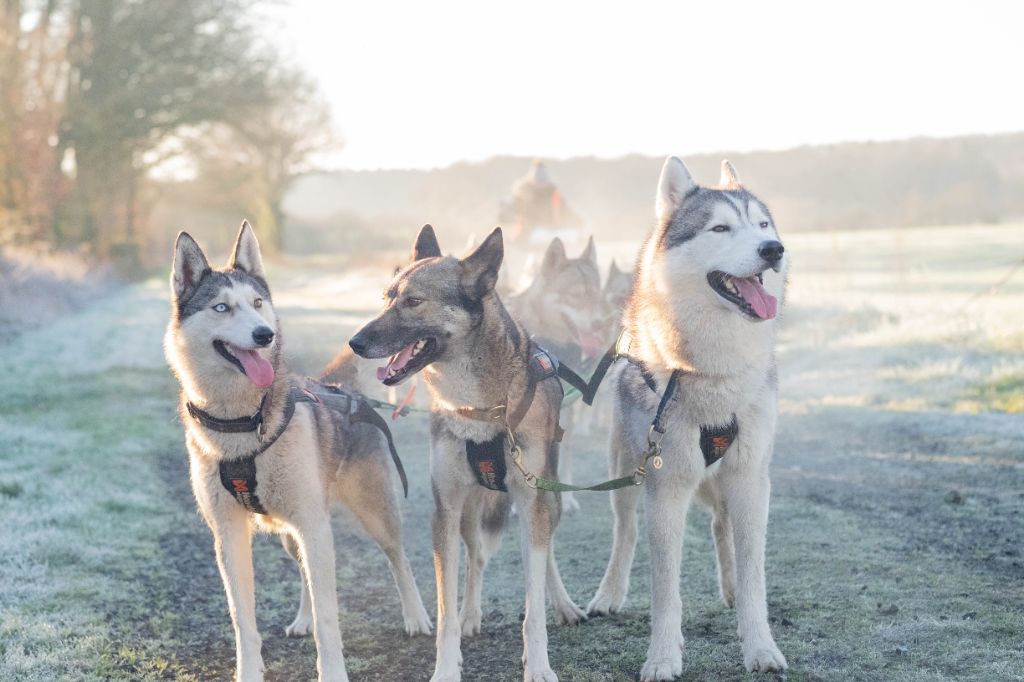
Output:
[587,157,789,678]
[164,223,430,682]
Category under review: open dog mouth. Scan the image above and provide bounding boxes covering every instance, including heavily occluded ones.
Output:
[213,340,275,388]
[707,271,778,321]
[376,337,438,386]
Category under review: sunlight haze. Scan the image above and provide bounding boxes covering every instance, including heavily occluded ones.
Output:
[281,0,1023,170]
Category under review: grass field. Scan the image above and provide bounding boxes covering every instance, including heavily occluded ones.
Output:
[1,224,1022,681]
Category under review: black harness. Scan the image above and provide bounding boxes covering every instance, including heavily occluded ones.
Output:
[459,346,560,491]
[557,332,738,467]
[187,381,408,515]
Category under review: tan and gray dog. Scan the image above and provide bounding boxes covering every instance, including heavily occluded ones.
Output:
[587,157,789,679]
[349,225,586,682]
[507,236,607,513]
[164,222,430,682]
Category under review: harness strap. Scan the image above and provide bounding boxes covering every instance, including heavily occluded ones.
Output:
[295,383,410,499]
[195,384,410,515]
[651,370,681,435]
[214,391,299,515]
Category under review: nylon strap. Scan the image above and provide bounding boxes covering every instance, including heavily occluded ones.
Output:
[194,383,410,515]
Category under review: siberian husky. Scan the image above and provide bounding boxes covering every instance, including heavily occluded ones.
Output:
[164,222,430,682]
[587,157,789,678]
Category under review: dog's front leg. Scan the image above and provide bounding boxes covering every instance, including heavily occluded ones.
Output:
[515,485,558,682]
[639,473,694,682]
[293,513,349,682]
[431,481,469,682]
[722,465,787,673]
[210,509,264,682]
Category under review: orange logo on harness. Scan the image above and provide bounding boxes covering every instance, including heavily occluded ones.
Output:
[712,436,731,450]
[231,479,250,494]
[478,461,495,475]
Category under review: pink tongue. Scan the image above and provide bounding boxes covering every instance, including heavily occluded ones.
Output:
[376,341,418,381]
[233,347,275,388]
[733,277,778,320]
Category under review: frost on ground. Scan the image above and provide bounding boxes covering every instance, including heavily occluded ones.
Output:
[0,245,118,344]
[0,225,1022,681]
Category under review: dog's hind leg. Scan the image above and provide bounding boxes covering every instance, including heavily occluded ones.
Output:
[210,508,264,682]
[281,532,314,637]
[546,543,587,626]
[698,481,736,608]
[588,422,642,616]
[458,492,488,637]
[341,464,432,637]
[292,512,349,682]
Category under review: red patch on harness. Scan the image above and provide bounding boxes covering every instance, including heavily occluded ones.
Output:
[231,479,250,494]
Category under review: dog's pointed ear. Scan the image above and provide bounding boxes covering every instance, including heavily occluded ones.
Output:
[229,220,266,279]
[607,259,622,280]
[719,159,741,189]
[460,227,503,299]
[580,235,597,265]
[540,237,567,276]
[656,156,696,224]
[412,224,442,261]
[172,231,210,300]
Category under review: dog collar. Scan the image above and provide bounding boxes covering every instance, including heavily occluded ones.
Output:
[187,394,268,436]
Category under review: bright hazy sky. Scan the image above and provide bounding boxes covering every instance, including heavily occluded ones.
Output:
[279,0,1023,171]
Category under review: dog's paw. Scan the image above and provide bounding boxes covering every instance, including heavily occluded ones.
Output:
[459,607,482,637]
[405,607,433,636]
[560,493,581,514]
[285,614,313,638]
[586,588,625,616]
[639,656,682,682]
[430,649,463,682]
[743,642,787,673]
[523,668,558,682]
[430,668,461,682]
[719,585,735,609]
[554,599,587,626]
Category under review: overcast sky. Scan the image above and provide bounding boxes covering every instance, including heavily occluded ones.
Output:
[279,0,1023,170]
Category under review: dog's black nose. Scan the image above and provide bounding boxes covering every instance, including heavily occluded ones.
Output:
[349,335,367,356]
[758,240,785,264]
[252,326,274,347]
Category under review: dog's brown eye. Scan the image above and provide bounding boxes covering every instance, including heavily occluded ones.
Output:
[405,297,423,308]
[711,225,731,233]
[759,221,769,229]
[253,298,262,308]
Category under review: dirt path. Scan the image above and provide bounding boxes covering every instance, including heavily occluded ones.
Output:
[2,226,1022,681]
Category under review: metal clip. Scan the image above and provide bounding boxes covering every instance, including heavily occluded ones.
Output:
[486,405,507,422]
[256,418,267,443]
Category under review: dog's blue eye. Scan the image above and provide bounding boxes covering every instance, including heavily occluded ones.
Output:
[711,225,731,233]
[253,298,262,308]
[213,303,229,313]
[759,221,770,229]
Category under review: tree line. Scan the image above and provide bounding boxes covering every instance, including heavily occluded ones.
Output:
[0,0,333,273]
